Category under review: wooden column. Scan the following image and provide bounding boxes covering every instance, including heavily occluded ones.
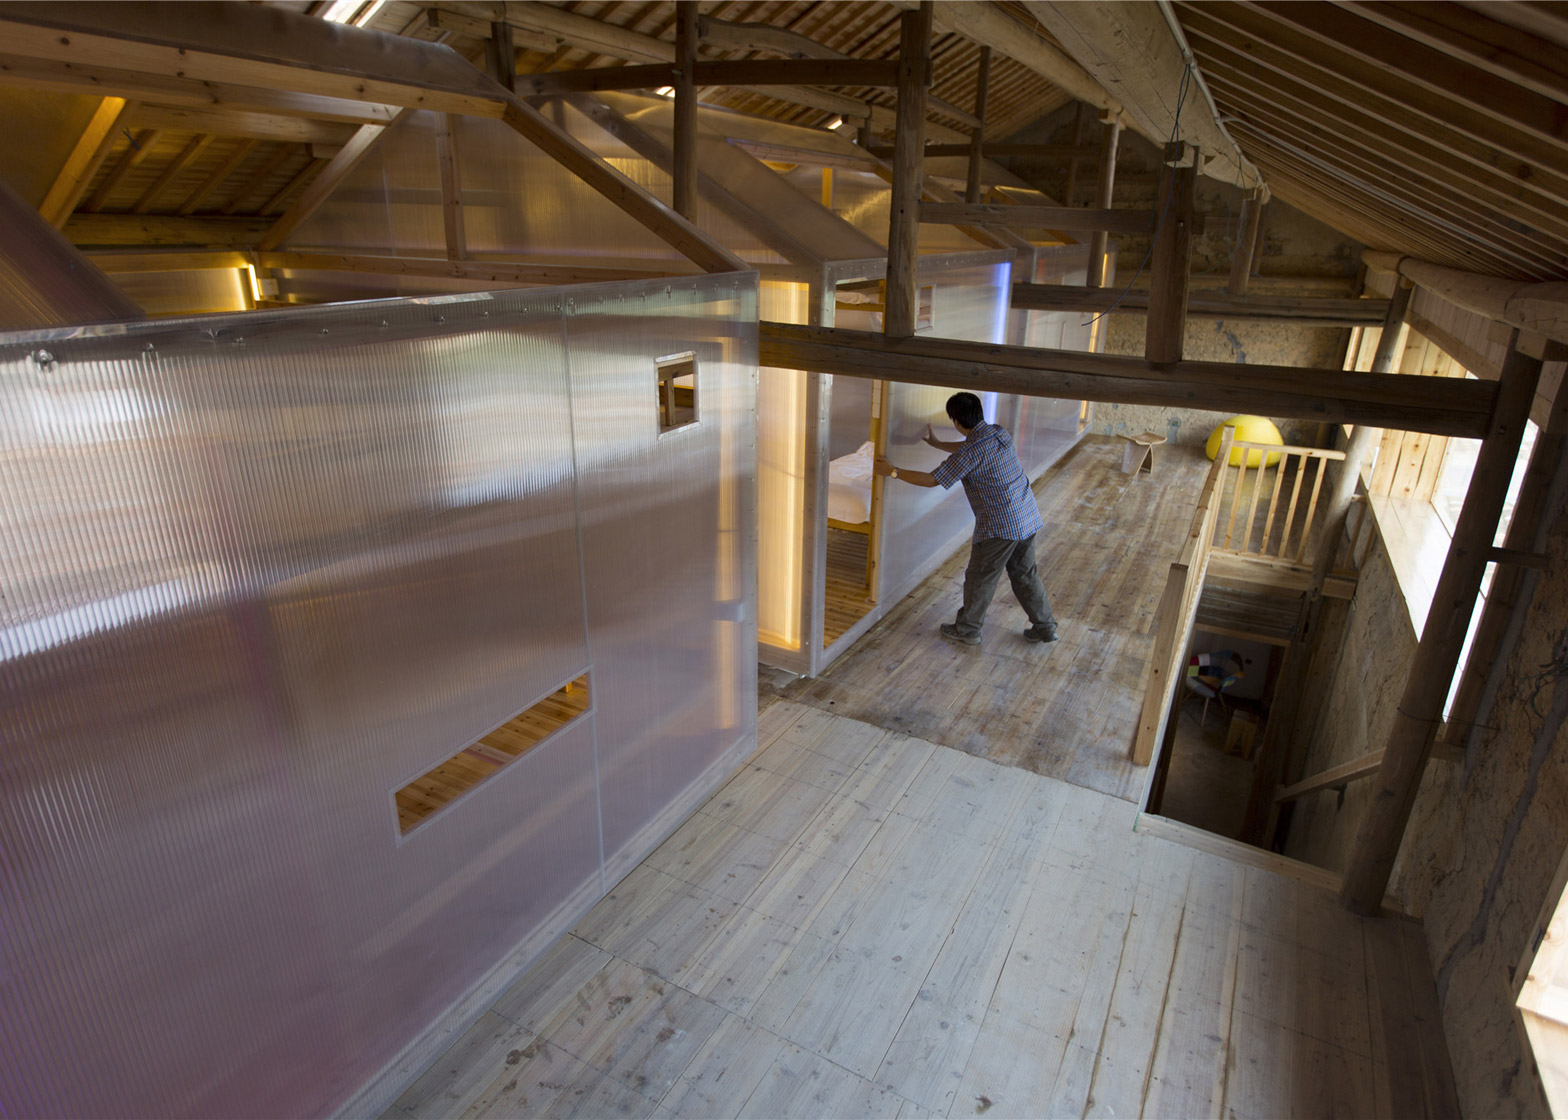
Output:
[484,20,515,92]
[1085,115,1121,288]
[1144,142,1195,364]
[1341,334,1544,915]
[965,46,990,204]
[886,2,932,339]
[1241,280,1415,845]
[1228,188,1263,297]
[673,2,699,221]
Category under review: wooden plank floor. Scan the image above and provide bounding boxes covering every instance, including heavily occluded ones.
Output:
[387,702,1458,1120]
[767,436,1217,802]
[823,529,876,647]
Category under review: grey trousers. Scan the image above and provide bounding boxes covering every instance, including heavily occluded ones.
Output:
[951,533,1056,639]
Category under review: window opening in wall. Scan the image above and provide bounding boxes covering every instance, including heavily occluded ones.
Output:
[657,354,698,433]
[915,283,935,333]
[1517,857,1568,1113]
[394,674,590,836]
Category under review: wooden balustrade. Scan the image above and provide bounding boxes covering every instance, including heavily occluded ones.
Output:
[1215,441,1347,565]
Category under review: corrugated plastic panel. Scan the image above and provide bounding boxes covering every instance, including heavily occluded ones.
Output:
[0,273,758,1117]
[564,274,759,879]
[878,254,1013,602]
[781,166,994,253]
[549,98,791,267]
[1012,246,1096,478]
[286,111,445,256]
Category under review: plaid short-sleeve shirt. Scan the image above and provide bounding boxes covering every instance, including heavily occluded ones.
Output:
[929,422,1044,542]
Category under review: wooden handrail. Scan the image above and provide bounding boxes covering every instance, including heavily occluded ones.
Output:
[1132,430,1231,766]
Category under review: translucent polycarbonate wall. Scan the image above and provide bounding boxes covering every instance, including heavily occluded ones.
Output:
[0,273,757,1118]
[1011,245,1098,479]
[285,109,691,267]
[783,165,994,253]
[879,254,1014,603]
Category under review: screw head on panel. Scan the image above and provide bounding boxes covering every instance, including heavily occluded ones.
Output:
[32,349,54,367]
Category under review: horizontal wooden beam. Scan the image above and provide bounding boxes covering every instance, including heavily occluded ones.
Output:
[124,104,361,144]
[64,213,273,247]
[1012,283,1390,326]
[701,58,899,88]
[873,142,1101,160]
[758,322,1497,438]
[0,52,401,125]
[522,58,899,97]
[256,252,681,286]
[522,63,676,96]
[87,250,250,272]
[922,202,1153,234]
[0,3,508,118]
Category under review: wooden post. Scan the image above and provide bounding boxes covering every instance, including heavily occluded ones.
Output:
[885,2,932,339]
[1085,115,1121,288]
[1063,102,1087,210]
[1241,281,1414,845]
[673,2,698,221]
[965,46,990,205]
[1341,334,1544,915]
[1228,188,1263,297]
[484,20,515,92]
[1145,141,1195,364]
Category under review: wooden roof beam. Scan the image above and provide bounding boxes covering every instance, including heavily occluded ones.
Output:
[760,322,1498,438]
[37,96,131,228]
[923,202,1152,234]
[1012,285,1390,327]
[0,52,400,125]
[0,2,508,117]
[1363,251,1568,352]
[1018,1,1261,188]
[124,105,361,145]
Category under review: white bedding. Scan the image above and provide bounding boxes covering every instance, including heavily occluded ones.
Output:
[827,441,875,525]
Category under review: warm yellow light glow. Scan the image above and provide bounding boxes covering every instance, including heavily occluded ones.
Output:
[243,264,262,305]
[755,281,810,651]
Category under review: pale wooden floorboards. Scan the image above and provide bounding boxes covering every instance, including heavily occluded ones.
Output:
[389,702,1457,1119]
[765,436,1216,803]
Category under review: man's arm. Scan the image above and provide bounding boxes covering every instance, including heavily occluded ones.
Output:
[921,423,963,453]
[874,457,939,487]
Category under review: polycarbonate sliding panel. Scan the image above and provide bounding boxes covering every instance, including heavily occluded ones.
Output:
[565,274,759,878]
[1012,246,1095,478]
[0,290,600,1118]
[878,254,1013,602]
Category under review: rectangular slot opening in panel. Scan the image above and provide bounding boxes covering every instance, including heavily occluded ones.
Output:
[657,354,698,433]
[395,674,590,836]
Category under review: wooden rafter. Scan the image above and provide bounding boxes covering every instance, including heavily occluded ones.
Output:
[38,97,131,228]
[176,139,259,217]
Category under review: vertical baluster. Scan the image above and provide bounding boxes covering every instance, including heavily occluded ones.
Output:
[1295,455,1328,563]
[1278,450,1308,559]
[1259,450,1289,556]
[1223,446,1249,550]
[1242,445,1269,554]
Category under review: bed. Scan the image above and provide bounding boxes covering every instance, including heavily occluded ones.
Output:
[827,440,875,532]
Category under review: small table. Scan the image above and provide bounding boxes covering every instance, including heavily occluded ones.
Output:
[1121,431,1167,475]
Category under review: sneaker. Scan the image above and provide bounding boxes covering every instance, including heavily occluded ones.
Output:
[1023,624,1058,643]
[939,623,980,646]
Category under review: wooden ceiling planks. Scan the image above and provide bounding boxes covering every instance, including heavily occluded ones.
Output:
[1177,0,1568,282]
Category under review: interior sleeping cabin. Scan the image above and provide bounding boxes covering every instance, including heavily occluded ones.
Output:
[4,2,1568,1119]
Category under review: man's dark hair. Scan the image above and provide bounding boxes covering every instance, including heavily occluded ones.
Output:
[946,392,985,430]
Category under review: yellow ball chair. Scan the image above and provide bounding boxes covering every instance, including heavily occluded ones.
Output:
[1206,415,1283,468]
